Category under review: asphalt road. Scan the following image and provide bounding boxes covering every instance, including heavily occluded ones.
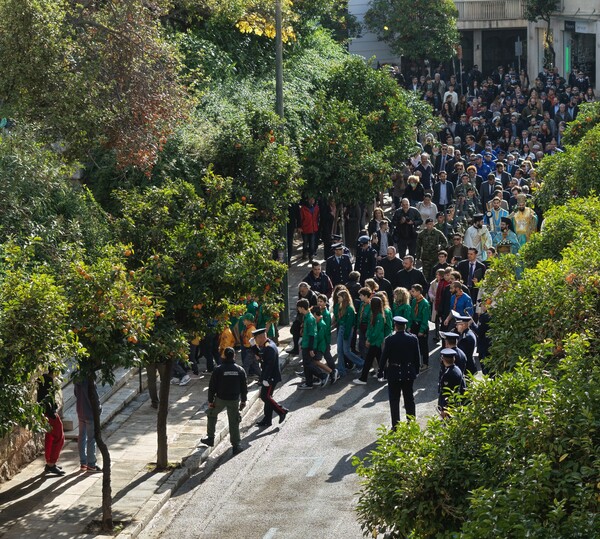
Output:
[140,345,442,539]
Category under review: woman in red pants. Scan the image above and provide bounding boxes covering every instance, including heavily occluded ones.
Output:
[38,370,65,476]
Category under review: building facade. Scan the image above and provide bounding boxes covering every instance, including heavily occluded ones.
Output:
[527,1,600,88]
[348,0,598,87]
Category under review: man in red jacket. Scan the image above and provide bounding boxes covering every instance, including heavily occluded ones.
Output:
[298,196,320,261]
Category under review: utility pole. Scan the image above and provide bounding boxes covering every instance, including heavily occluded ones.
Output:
[275,0,290,326]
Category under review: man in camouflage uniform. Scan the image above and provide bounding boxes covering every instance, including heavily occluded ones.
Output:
[416,218,448,281]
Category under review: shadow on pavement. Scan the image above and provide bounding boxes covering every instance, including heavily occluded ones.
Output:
[325,441,377,483]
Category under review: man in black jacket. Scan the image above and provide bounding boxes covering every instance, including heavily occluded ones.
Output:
[253,328,288,427]
[378,316,421,427]
[201,347,248,454]
[391,198,422,257]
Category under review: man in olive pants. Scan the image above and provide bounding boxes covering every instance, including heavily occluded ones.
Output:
[201,347,248,454]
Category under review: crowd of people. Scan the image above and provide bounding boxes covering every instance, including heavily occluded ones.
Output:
[280,61,595,427]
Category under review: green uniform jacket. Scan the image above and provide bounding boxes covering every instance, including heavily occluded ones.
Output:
[384,307,393,337]
[334,304,356,340]
[358,301,371,328]
[301,312,317,349]
[321,308,332,337]
[315,319,328,353]
[409,297,431,334]
[393,303,412,319]
[366,313,385,347]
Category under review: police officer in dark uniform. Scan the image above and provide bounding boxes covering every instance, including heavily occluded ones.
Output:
[454,312,478,375]
[354,235,377,284]
[438,348,466,419]
[326,243,352,287]
[378,316,421,428]
[439,331,467,374]
[253,328,289,427]
[201,347,248,454]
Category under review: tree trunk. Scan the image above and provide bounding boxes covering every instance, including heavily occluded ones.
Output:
[89,376,112,532]
[156,358,172,470]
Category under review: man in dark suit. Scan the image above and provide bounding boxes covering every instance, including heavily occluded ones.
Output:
[456,248,486,303]
[432,171,454,212]
[480,172,503,210]
[493,161,512,189]
[374,266,394,303]
[378,316,421,427]
[325,243,352,287]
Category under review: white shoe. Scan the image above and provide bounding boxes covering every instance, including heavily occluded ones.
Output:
[321,374,330,386]
[179,374,191,386]
[170,377,180,385]
[377,377,387,383]
[313,379,322,387]
[353,378,367,385]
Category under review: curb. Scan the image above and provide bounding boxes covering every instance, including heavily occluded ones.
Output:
[118,348,292,539]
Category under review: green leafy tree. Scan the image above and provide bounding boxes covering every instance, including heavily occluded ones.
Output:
[523,0,559,68]
[535,103,600,212]
[67,245,159,531]
[302,97,391,204]
[113,174,287,469]
[355,228,600,536]
[0,243,78,437]
[364,0,459,62]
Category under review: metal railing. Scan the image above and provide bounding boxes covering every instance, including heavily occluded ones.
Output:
[454,0,525,21]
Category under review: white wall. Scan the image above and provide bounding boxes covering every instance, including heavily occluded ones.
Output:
[348,0,401,65]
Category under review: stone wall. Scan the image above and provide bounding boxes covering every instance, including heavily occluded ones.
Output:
[0,427,43,483]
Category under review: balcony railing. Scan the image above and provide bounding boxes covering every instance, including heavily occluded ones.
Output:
[455,0,525,21]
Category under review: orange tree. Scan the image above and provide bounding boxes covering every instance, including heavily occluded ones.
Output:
[0,242,79,437]
[113,172,286,469]
[66,244,160,531]
[300,57,428,235]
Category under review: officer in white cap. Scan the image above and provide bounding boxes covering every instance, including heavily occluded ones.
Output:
[378,316,421,428]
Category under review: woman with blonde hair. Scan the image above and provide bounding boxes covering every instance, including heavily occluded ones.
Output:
[334,289,365,377]
[392,287,412,320]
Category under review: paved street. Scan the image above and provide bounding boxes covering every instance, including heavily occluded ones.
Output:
[139,347,441,539]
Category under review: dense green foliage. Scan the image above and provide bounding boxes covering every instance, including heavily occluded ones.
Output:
[356,229,600,536]
[0,244,77,436]
[0,0,189,169]
[535,102,600,212]
[357,335,600,538]
[364,0,459,62]
[356,110,600,537]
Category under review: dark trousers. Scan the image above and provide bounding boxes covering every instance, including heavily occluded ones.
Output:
[411,323,430,366]
[397,238,417,258]
[302,232,318,259]
[260,383,287,422]
[358,345,381,382]
[290,318,302,351]
[388,379,416,428]
[201,333,220,371]
[302,348,322,386]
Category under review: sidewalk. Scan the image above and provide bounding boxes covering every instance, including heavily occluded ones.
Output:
[0,241,315,539]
